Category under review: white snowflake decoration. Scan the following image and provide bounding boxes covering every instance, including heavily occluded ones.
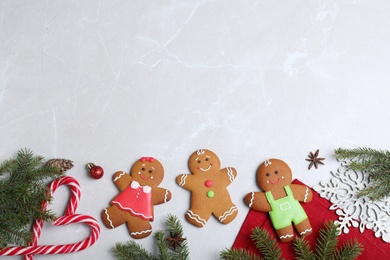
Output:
[313,159,390,243]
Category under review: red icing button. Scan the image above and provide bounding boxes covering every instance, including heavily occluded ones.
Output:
[205,180,213,187]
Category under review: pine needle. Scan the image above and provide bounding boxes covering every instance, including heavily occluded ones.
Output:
[251,227,282,260]
[0,149,64,248]
[315,221,339,259]
[333,238,364,260]
[334,147,390,200]
[293,237,315,260]
[220,248,263,260]
[165,214,190,260]
[112,215,190,260]
[113,240,156,260]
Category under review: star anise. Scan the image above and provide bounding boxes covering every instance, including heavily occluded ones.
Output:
[166,232,186,250]
[306,149,325,170]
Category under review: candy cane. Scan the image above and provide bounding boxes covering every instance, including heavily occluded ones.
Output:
[0,176,100,259]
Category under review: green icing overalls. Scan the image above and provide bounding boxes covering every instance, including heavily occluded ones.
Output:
[265,185,308,230]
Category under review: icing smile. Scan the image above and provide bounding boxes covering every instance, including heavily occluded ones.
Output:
[269,178,280,185]
[138,172,153,180]
[197,164,212,172]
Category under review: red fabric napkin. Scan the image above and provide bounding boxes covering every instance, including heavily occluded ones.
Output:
[232,179,390,259]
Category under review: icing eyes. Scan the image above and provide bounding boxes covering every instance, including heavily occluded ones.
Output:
[197,160,201,163]
[266,173,270,177]
[275,171,278,174]
[142,168,145,171]
[149,170,153,173]
[205,158,209,161]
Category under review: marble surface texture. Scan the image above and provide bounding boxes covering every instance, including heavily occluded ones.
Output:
[1,1,390,259]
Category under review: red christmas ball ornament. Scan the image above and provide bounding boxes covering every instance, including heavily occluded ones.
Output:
[87,163,104,179]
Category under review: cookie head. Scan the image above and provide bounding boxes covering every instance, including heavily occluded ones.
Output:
[256,159,292,191]
[188,149,221,174]
[130,157,164,187]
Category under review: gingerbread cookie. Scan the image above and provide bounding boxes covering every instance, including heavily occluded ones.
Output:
[101,157,172,239]
[176,149,238,227]
[244,159,313,242]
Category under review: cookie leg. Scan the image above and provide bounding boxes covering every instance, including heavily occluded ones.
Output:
[276,225,295,242]
[185,209,210,228]
[126,216,153,239]
[213,203,238,225]
[295,218,313,238]
[101,205,127,229]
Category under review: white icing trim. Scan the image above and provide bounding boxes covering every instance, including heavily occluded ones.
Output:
[198,164,212,172]
[303,186,309,203]
[111,200,153,220]
[186,210,206,226]
[179,174,187,187]
[248,192,255,208]
[280,234,294,239]
[131,229,152,236]
[113,171,126,182]
[227,167,234,182]
[104,208,114,229]
[197,149,205,155]
[264,159,272,166]
[300,228,312,235]
[219,206,238,222]
[164,190,169,203]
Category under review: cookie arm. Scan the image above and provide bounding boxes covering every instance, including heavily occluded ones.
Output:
[244,192,271,212]
[112,171,134,192]
[152,187,172,205]
[290,184,313,203]
[175,174,196,190]
[219,167,237,186]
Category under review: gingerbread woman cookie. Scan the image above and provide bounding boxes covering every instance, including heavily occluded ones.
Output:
[101,157,172,239]
[244,158,313,242]
[176,149,238,227]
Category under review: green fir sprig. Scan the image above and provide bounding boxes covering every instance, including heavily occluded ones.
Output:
[220,221,363,260]
[113,214,190,260]
[251,227,282,260]
[334,147,390,200]
[0,149,64,248]
[295,221,363,260]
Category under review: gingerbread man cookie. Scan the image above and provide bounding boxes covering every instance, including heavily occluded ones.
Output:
[176,149,238,227]
[101,157,172,239]
[244,159,313,242]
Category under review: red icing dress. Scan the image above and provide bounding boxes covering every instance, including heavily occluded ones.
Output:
[111,181,153,221]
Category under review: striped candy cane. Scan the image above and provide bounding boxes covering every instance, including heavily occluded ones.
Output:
[0,176,100,259]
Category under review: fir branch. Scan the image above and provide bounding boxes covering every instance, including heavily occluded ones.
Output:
[292,237,315,260]
[333,238,363,260]
[334,147,390,200]
[220,248,263,260]
[251,227,282,260]
[0,149,64,248]
[220,221,362,260]
[358,184,390,201]
[334,147,390,160]
[314,221,339,259]
[156,230,175,260]
[0,159,16,177]
[112,215,190,260]
[165,214,190,260]
[113,240,157,260]
[166,214,184,236]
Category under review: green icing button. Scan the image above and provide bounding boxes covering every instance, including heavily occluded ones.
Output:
[207,190,215,198]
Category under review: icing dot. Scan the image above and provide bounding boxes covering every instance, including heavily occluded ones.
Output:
[205,180,213,187]
[207,190,214,198]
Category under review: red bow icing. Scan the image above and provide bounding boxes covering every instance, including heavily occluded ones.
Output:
[140,157,154,163]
